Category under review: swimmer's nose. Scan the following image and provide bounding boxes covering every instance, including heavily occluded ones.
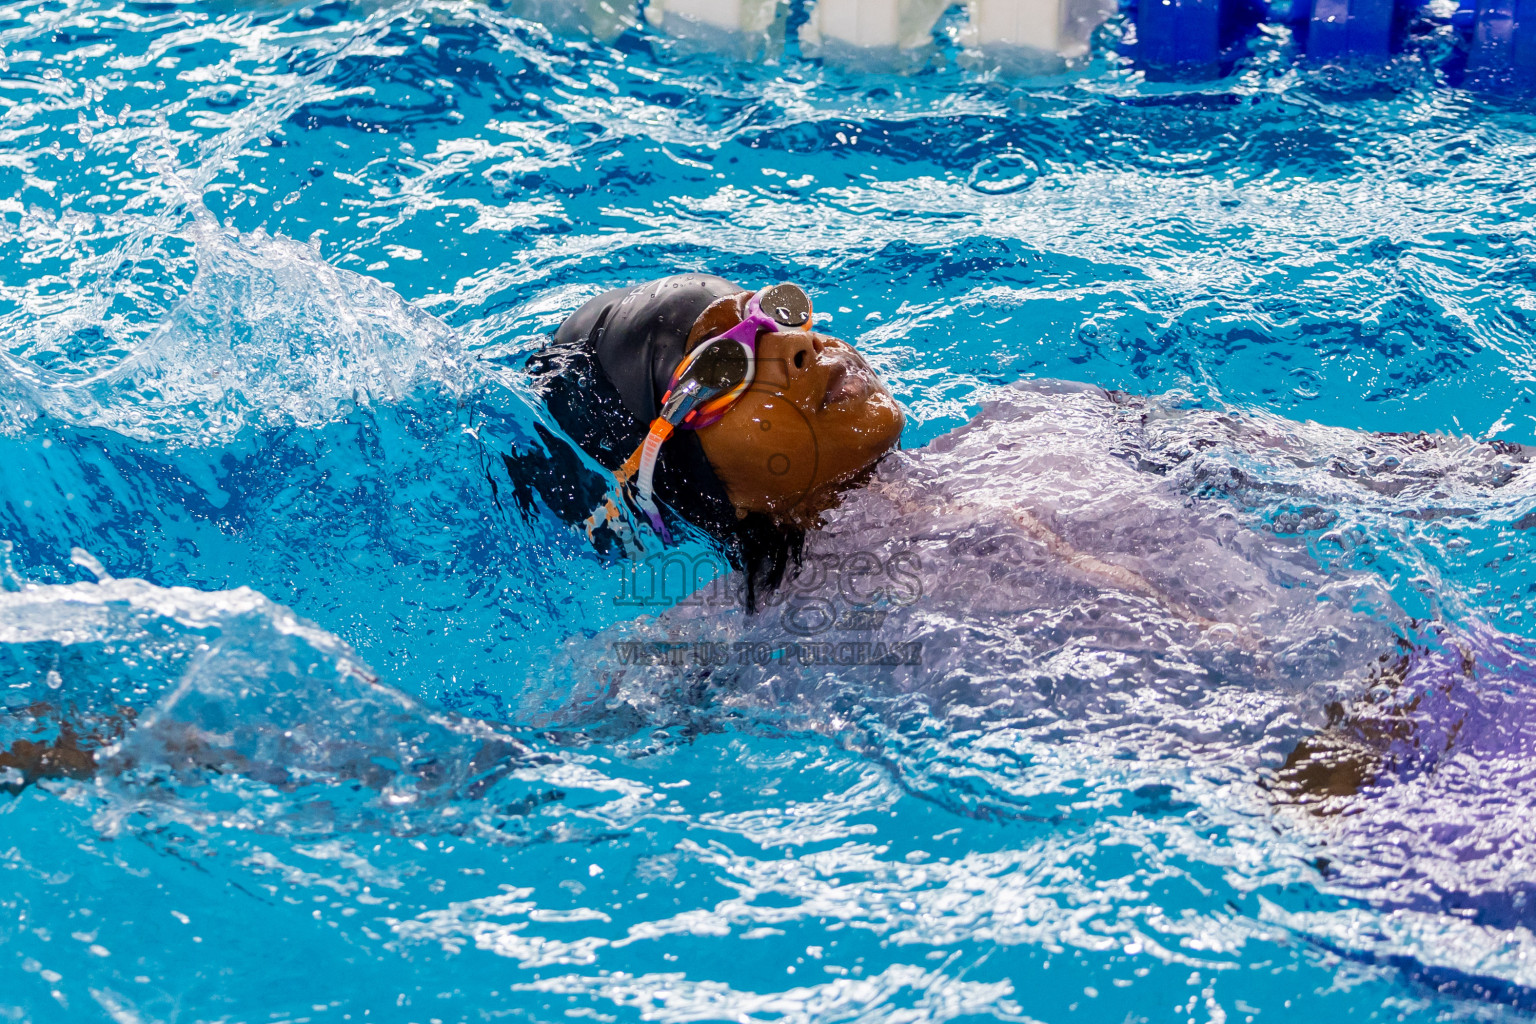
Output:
[785,331,818,377]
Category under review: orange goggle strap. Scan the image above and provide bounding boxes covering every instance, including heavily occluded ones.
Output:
[632,417,674,517]
[581,417,674,543]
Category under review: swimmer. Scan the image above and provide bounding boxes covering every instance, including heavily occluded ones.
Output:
[506,273,1536,818]
[506,273,1210,623]
[1,690,524,801]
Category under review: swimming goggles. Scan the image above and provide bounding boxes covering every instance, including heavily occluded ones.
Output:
[585,282,813,543]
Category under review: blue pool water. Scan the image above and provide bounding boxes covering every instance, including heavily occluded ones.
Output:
[5,2,1536,1021]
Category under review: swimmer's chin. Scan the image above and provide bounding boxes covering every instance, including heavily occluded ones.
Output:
[778,450,902,529]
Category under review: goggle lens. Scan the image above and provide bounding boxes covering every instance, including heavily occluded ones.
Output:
[761,282,811,328]
[684,336,750,392]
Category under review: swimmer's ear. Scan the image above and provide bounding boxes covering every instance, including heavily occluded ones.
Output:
[686,291,751,349]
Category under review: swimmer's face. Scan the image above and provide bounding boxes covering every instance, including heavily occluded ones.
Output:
[689,292,905,522]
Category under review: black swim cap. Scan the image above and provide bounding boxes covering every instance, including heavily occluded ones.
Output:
[560,273,742,424]
[506,274,803,609]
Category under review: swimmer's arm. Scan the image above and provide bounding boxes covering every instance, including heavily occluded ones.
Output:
[0,704,106,792]
[1009,509,1160,599]
[871,480,1241,639]
[1008,508,1231,634]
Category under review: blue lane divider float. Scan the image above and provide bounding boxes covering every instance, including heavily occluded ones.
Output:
[1458,0,1536,90]
[1129,0,1263,73]
[1136,0,1222,67]
[1299,0,1399,58]
[1128,0,1531,91]
[1130,0,1407,70]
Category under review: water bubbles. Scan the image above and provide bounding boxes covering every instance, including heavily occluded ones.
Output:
[966,152,1041,195]
[0,223,465,445]
[205,85,243,109]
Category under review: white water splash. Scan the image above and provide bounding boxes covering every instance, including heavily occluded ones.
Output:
[0,215,467,445]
